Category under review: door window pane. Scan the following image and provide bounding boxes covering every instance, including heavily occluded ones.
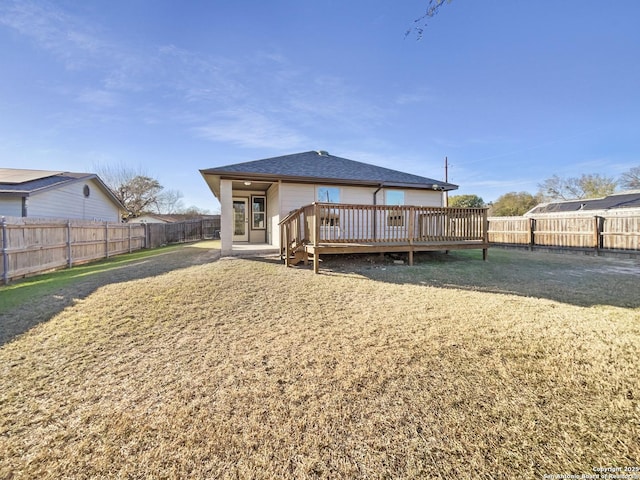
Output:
[252,196,265,229]
[233,201,246,235]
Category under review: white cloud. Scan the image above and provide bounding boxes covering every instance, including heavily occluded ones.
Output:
[76,89,120,108]
[195,109,308,150]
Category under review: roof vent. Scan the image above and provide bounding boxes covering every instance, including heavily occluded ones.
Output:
[316,150,329,156]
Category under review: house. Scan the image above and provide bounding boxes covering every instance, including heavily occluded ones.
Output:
[0,168,125,222]
[525,191,640,217]
[200,151,489,271]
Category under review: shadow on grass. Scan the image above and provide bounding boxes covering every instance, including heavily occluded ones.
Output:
[313,248,640,309]
[0,243,220,346]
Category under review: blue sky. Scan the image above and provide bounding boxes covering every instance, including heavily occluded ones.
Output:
[1,1,639,212]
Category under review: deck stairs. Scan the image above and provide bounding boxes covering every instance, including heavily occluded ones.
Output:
[283,237,309,266]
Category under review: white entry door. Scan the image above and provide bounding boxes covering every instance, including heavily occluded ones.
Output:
[232,198,249,242]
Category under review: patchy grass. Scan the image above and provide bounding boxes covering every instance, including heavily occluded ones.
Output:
[0,241,220,345]
[0,248,638,479]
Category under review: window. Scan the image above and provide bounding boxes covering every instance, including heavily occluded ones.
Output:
[252,196,266,229]
[385,190,404,206]
[317,186,340,203]
[386,190,405,227]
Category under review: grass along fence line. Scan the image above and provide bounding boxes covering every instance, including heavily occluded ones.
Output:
[0,217,146,284]
[0,248,638,478]
[0,217,221,284]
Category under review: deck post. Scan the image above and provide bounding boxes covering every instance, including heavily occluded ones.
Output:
[313,203,320,273]
[313,203,320,246]
[284,224,290,267]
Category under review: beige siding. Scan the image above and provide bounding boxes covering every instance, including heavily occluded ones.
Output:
[280,183,315,215]
[342,186,377,204]
[0,198,22,217]
[405,190,443,207]
[266,182,279,247]
[279,183,445,214]
[27,179,121,221]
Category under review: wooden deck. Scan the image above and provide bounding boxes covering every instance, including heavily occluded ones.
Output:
[280,203,489,273]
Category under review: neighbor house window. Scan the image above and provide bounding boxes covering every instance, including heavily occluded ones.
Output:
[317,186,340,203]
[252,196,266,229]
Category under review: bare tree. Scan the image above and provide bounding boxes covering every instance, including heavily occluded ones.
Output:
[538,174,617,201]
[407,0,453,39]
[154,189,185,214]
[619,166,640,190]
[94,162,164,219]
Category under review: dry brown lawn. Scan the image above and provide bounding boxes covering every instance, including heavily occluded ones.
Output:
[0,246,639,479]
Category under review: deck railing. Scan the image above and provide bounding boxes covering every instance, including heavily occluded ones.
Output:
[280,203,488,253]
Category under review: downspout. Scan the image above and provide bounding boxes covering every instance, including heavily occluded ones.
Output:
[373,184,384,241]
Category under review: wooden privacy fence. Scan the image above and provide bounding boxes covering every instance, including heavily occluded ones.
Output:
[144,218,220,248]
[488,215,640,253]
[0,217,221,283]
[1,217,146,284]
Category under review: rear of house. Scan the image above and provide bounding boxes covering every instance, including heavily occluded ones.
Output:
[200,150,456,255]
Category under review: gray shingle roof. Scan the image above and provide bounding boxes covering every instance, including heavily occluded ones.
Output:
[0,172,89,194]
[0,169,125,210]
[529,192,640,214]
[201,151,456,190]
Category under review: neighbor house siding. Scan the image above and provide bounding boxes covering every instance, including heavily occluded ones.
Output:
[27,179,121,222]
[0,197,22,217]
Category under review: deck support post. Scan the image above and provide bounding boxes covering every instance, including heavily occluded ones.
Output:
[313,251,319,274]
[284,224,290,267]
[408,249,414,266]
[483,248,488,261]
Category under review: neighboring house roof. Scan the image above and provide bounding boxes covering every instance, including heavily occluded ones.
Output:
[0,168,125,210]
[527,191,640,215]
[200,150,457,197]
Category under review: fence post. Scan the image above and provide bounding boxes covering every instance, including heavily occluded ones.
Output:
[529,218,536,251]
[594,216,604,255]
[129,223,132,253]
[67,220,72,268]
[105,222,109,259]
[1,217,8,285]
